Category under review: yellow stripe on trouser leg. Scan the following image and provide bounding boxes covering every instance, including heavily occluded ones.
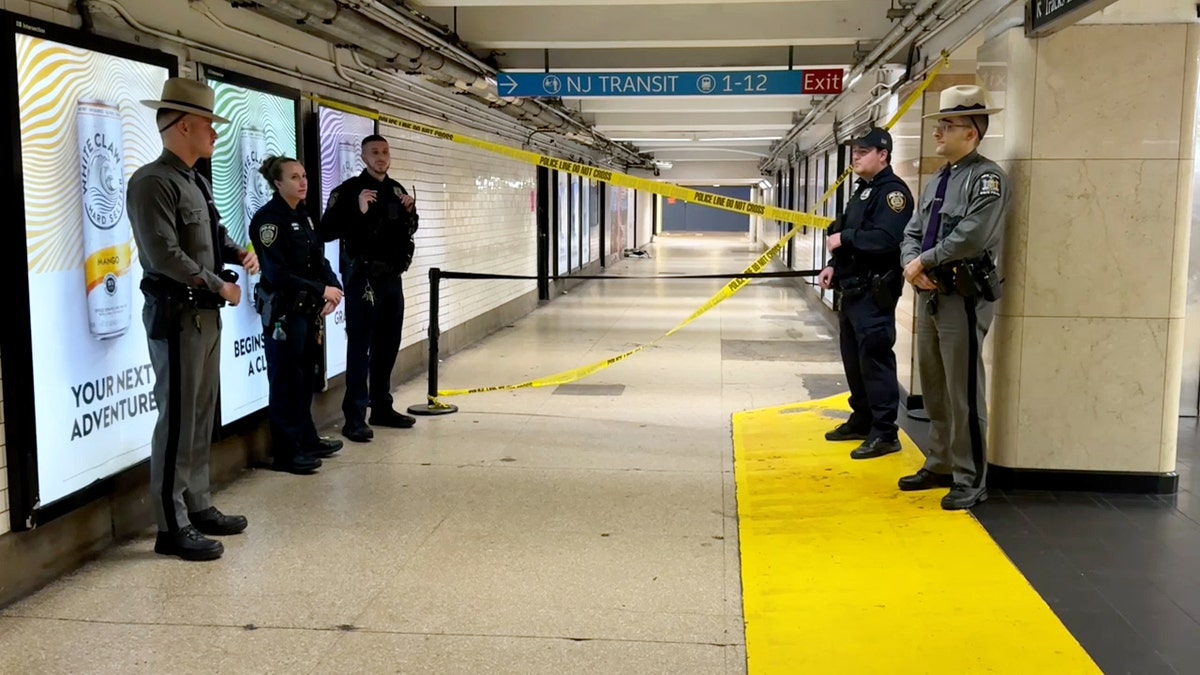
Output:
[732,394,1102,674]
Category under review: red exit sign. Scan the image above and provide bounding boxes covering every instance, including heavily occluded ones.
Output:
[802,69,844,95]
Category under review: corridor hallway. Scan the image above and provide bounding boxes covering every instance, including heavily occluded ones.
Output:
[0,234,1101,674]
[0,234,824,673]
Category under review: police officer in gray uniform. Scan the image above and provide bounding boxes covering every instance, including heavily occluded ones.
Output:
[899,85,1009,511]
[128,79,260,561]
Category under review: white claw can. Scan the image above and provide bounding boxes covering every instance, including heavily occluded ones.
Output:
[78,100,132,340]
[337,137,362,183]
[240,127,269,233]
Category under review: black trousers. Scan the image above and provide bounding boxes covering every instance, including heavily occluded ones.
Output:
[343,271,405,424]
[263,314,322,457]
[838,292,900,441]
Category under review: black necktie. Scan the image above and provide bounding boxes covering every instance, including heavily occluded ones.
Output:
[192,173,224,270]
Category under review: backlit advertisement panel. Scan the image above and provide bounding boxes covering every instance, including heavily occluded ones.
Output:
[203,67,299,426]
[316,104,375,378]
[5,17,174,509]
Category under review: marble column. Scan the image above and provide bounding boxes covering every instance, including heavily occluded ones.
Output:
[980,0,1199,489]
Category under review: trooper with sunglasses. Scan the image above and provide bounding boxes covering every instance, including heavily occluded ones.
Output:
[899,85,1010,511]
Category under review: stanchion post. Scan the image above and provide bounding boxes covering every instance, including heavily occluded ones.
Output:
[408,267,458,416]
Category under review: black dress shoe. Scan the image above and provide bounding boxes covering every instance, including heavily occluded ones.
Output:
[850,437,901,460]
[898,469,954,491]
[306,438,344,458]
[188,507,248,536]
[369,409,416,429]
[154,525,224,561]
[343,421,373,443]
[942,485,988,510]
[271,454,322,475]
[825,422,869,442]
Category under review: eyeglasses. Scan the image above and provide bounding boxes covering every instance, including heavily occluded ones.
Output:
[934,120,974,133]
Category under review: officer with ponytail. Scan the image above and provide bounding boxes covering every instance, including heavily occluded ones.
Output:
[249,156,345,474]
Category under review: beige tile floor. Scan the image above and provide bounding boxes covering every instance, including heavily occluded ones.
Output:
[0,233,838,674]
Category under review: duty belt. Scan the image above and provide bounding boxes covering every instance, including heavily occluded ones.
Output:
[140,273,233,310]
[351,258,402,278]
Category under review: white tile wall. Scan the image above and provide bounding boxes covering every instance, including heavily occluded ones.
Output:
[380,121,538,351]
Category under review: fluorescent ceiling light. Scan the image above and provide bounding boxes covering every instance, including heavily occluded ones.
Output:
[609,138,693,142]
[698,136,782,142]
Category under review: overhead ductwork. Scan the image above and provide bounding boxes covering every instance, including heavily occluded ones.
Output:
[236,0,654,170]
[762,0,988,169]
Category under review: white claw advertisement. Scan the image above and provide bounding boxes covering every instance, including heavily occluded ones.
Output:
[206,73,298,425]
[316,105,374,379]
[14,31,169,504]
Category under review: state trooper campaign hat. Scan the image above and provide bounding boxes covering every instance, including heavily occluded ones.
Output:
[923,84,1003,120]
[140,78,231,125]
[844,127,893,152]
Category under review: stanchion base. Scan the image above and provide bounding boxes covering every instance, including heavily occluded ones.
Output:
[408,402,459,416]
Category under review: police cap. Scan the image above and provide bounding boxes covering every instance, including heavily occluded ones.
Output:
[844,127,893,153]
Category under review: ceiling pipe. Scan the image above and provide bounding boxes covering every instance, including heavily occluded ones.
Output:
[242,0,652,169]
[793,0,1013,163]
[87,0,595,162]
[763,0,951,166]
[358,0,649,169]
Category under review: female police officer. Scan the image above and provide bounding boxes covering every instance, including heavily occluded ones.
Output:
[250,156,345,474]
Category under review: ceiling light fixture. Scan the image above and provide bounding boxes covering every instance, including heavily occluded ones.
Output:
[698,136,783,142]
[609,138,694,143]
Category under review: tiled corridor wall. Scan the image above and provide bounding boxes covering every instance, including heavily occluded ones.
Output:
[381,122,538,353]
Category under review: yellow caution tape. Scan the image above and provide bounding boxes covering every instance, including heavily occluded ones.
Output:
[309,100,829,229]
[305,53,950,400]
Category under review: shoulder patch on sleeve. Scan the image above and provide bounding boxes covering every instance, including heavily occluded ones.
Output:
[259,223,278,247]
[886,191,907,213]
[978,172,1002,198]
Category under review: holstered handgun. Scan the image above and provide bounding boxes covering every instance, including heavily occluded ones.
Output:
[253,284,276,329]
[929,254,1003,302]
[870,270,900,309]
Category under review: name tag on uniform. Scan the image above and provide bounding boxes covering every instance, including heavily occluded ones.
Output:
[290,222,301,231]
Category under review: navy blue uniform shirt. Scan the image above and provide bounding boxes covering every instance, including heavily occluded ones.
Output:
[828,164,914,281]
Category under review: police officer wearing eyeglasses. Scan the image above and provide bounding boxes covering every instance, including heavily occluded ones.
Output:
[819,127,914,460]
[899,85,1009,511]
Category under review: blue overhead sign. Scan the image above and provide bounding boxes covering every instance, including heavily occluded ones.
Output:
[497,70,844,98]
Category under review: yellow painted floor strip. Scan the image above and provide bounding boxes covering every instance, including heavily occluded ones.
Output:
[733,393,1102,674]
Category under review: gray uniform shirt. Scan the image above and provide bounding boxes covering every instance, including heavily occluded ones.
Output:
[900,150,1009,270]
[127,149,242,294]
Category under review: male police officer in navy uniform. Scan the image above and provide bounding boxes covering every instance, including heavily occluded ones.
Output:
[819,127,914,460]
[900,85,1009,510]
[320,134,419,443]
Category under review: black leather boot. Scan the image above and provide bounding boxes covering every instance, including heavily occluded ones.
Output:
[825,422,869,442]
[188,507,248,536]
[850,437,901,460]
[306,438,344,458]
[898,469,954,491]
[154,525,224,561]
[369,409,416,429]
